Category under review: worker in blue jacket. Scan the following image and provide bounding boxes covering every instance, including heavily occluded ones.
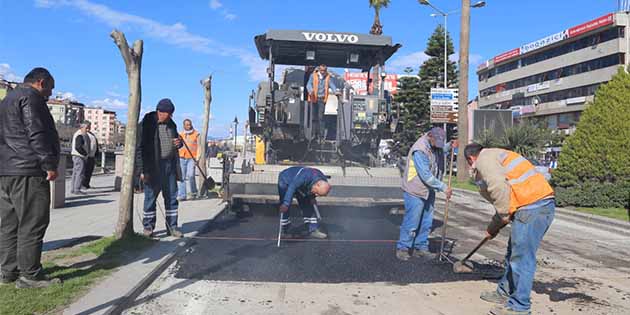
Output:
[278,166,331,239]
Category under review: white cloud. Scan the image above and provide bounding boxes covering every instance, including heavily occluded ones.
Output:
[388,51,430,73]
[0,63,23,82]
[450,53,484,66]
[37,0,259,79]
[61,91,77,100]
[91,97,127,109]
[209,0,237,21]
[209,0,222,10]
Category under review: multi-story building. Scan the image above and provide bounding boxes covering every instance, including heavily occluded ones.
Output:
[476,12,626,134]
[47,95,85,126]
[85,107,117,147]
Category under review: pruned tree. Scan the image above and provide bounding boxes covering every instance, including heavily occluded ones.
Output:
[197,76,213,196]
[111,30,143,239]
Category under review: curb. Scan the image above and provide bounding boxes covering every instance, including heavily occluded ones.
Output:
[452,187,630,231]
[104,201,228,315]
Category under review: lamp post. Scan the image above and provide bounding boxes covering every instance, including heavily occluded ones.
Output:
[419,0,485,181]
[233,116,239,151]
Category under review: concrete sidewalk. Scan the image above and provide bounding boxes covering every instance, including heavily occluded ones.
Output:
[32,174,226,315]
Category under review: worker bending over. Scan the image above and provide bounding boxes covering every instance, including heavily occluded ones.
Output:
[464,143,555,315]
[278,166,331,239]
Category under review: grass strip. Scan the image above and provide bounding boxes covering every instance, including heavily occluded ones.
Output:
[0,233,155,315]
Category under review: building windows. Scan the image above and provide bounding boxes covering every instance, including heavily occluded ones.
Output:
[480,53,624,97]
[478,27,624,81]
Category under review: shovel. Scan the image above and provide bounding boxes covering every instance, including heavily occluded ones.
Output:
[452,235,490,273]
[180,137,216,193]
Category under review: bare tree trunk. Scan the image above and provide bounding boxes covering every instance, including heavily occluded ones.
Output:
[111,30,143,239]
[197,76,212,196]
[456,0,470,182]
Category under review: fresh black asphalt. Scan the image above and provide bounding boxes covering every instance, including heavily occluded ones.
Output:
[173,205,502,284]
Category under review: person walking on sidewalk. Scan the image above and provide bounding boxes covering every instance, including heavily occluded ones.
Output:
[71,122,90,195]
[278,166,331,239]
[82,122,99,189]
[396,127,453,261]
[463,143,555,315]
[177,119,199,201]
[0,67,62,288]
[137,98,184,238]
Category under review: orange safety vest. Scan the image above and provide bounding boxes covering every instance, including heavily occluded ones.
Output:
[308,72,330,103]
[179,130,199,159]
[500,150,554,213]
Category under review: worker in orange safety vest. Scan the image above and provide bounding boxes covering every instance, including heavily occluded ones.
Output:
[464,143,555,315]
[177,119,200,201]
[307,64,337,139]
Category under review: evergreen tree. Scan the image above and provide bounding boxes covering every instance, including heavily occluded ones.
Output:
[393,25,458,156]
[553,67,630,208]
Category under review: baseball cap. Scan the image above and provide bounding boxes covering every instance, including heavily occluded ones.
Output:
[429,127,446,148]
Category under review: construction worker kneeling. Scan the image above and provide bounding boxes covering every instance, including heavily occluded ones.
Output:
[278,166,331,239]
[464,143,555,315]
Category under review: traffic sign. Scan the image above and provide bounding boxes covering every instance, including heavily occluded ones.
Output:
[430,112,458,124]
[430,88,459,124]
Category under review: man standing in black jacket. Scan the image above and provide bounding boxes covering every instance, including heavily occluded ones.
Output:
[0,67,61,288]
[137,99,184,238]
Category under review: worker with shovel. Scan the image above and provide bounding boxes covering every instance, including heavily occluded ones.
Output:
[177,119,200,201]
[278,166,331,239]
[396,127,454,261]
[463,143,555,315]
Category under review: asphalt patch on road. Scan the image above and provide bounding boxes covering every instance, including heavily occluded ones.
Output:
[174,205,497,284]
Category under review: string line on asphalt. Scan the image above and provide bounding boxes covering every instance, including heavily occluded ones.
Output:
[189,235,398,243]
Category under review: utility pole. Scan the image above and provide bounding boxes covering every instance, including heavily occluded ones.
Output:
[456,0,471,182]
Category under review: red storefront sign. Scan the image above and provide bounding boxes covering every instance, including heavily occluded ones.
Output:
[568,13,614,38]
[484,13,615,67]
[343,72,399,95]
[493,48,520,64]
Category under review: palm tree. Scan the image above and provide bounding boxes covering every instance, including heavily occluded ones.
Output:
[369,0,390,35]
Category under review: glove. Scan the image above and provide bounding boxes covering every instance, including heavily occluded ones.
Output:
[279,204,289,213]
[486,213,509,239]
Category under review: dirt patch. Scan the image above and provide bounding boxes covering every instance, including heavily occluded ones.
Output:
[533,277,608,305]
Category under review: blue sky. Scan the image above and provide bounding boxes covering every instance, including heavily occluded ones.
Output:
[0,0,618,137]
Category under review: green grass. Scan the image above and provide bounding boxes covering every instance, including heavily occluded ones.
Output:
[573,207,630,222]
[0,233,155,315]
[450,179,478,192]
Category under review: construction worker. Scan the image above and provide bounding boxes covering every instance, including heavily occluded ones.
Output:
[177,119,200,201]
[463,143,555,315]
[307,64,337,138]
[396,127,453,261]
[278,166,331,239]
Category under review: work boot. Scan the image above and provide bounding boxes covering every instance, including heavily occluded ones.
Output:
[412,249,431,259]
[15,274,62,289]
[309,228,327,239]
[143,228,154,238]
[0,273,18,284]
[488,304,530,315]
[396,249,411,261]
[480,290,509,304]
[168,227,184,238]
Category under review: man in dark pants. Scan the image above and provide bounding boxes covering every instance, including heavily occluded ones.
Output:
[82,122,99,189]
[278,166,331,239]
[137,98,184,238]
[0,67,61,288]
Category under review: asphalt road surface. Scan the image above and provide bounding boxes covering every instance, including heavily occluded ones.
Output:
[123,190,630,315]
